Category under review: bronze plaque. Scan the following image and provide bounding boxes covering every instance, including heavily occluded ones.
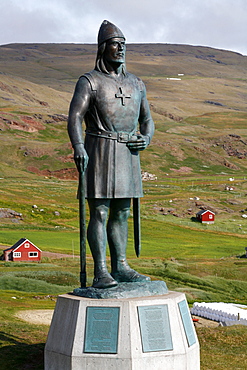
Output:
[84,306,120,353]
[178,300,196,347]
[138,304,173,352]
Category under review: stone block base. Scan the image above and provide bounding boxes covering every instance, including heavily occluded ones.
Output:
[45,291,200,369]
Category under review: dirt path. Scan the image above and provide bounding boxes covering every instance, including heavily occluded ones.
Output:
[42,251,80,259]
[192,316,220,328]
[15,309,54,326]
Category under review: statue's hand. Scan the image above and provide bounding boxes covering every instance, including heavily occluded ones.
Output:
[127,134,150,151]
[73,143,89,173]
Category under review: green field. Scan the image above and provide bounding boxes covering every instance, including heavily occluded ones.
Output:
[1,176,247,369]
[1,168,247,369]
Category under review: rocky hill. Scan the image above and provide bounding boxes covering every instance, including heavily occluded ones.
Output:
[0,43,247,180]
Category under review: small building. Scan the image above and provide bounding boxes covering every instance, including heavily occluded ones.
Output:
[196,210,215,224]
[2,238,42,262]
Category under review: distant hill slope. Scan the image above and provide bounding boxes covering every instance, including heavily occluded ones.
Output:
[0,43,247,179]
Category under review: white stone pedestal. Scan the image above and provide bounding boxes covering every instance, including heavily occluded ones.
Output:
[45,291,200,369]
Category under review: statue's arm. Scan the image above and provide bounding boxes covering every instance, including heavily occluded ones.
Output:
[127,85,155,151]
[67,77,91,172]
[139,85,155,143]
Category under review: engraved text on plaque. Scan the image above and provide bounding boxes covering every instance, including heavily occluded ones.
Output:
[84,306,120,353]
[138,304,173,352]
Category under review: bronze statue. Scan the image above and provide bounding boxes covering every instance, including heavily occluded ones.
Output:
[68,20,155,289]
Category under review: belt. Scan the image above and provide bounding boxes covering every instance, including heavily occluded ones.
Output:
[86,130,137,143]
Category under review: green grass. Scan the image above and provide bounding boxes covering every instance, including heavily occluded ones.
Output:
[129,257,247,304]
[1,218,247,258]
[0,275,74,294]
[1,222,247,304]
[199,325,247,370]
[0,230,80,253]
[1,172,247,305]
[11,270,79,286]
[0,291,54,370]
[185,112,247,130]
[0,270,79,293]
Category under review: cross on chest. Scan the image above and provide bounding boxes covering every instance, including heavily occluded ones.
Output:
[115,87,131,106]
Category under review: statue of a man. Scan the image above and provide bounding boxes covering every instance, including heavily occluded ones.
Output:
[68,20,155,289]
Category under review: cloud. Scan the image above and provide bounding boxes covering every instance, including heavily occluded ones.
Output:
[1,0,247,55]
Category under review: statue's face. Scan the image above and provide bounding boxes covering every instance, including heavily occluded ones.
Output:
[104,37,126,64]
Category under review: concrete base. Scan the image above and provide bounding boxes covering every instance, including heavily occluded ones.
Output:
[45,291,200,369]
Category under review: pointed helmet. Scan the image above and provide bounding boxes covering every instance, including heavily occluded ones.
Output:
[97,20,125,47]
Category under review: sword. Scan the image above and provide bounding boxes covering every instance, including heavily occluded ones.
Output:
[79,161,87,288]
[133,197,141,257]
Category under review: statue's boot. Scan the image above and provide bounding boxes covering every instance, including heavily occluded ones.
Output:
[111,260,151,283]
[92,266,118,289]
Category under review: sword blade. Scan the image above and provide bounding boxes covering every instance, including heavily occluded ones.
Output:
[133,197,141,257]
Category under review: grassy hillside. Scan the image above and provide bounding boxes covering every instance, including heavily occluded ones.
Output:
[0,42,247,180]
[1,42,247,239]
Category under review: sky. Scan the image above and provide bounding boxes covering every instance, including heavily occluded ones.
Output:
[1,0,247,55]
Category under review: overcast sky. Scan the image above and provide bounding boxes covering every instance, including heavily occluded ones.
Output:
[1,0,247,55]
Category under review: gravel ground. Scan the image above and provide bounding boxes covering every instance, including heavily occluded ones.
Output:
[15,309,54,326]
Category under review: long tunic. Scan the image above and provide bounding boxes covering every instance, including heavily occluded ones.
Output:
[70,69,154,199]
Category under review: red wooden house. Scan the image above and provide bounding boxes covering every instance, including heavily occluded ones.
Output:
[196,210,215,224]
[2,238,42,262]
